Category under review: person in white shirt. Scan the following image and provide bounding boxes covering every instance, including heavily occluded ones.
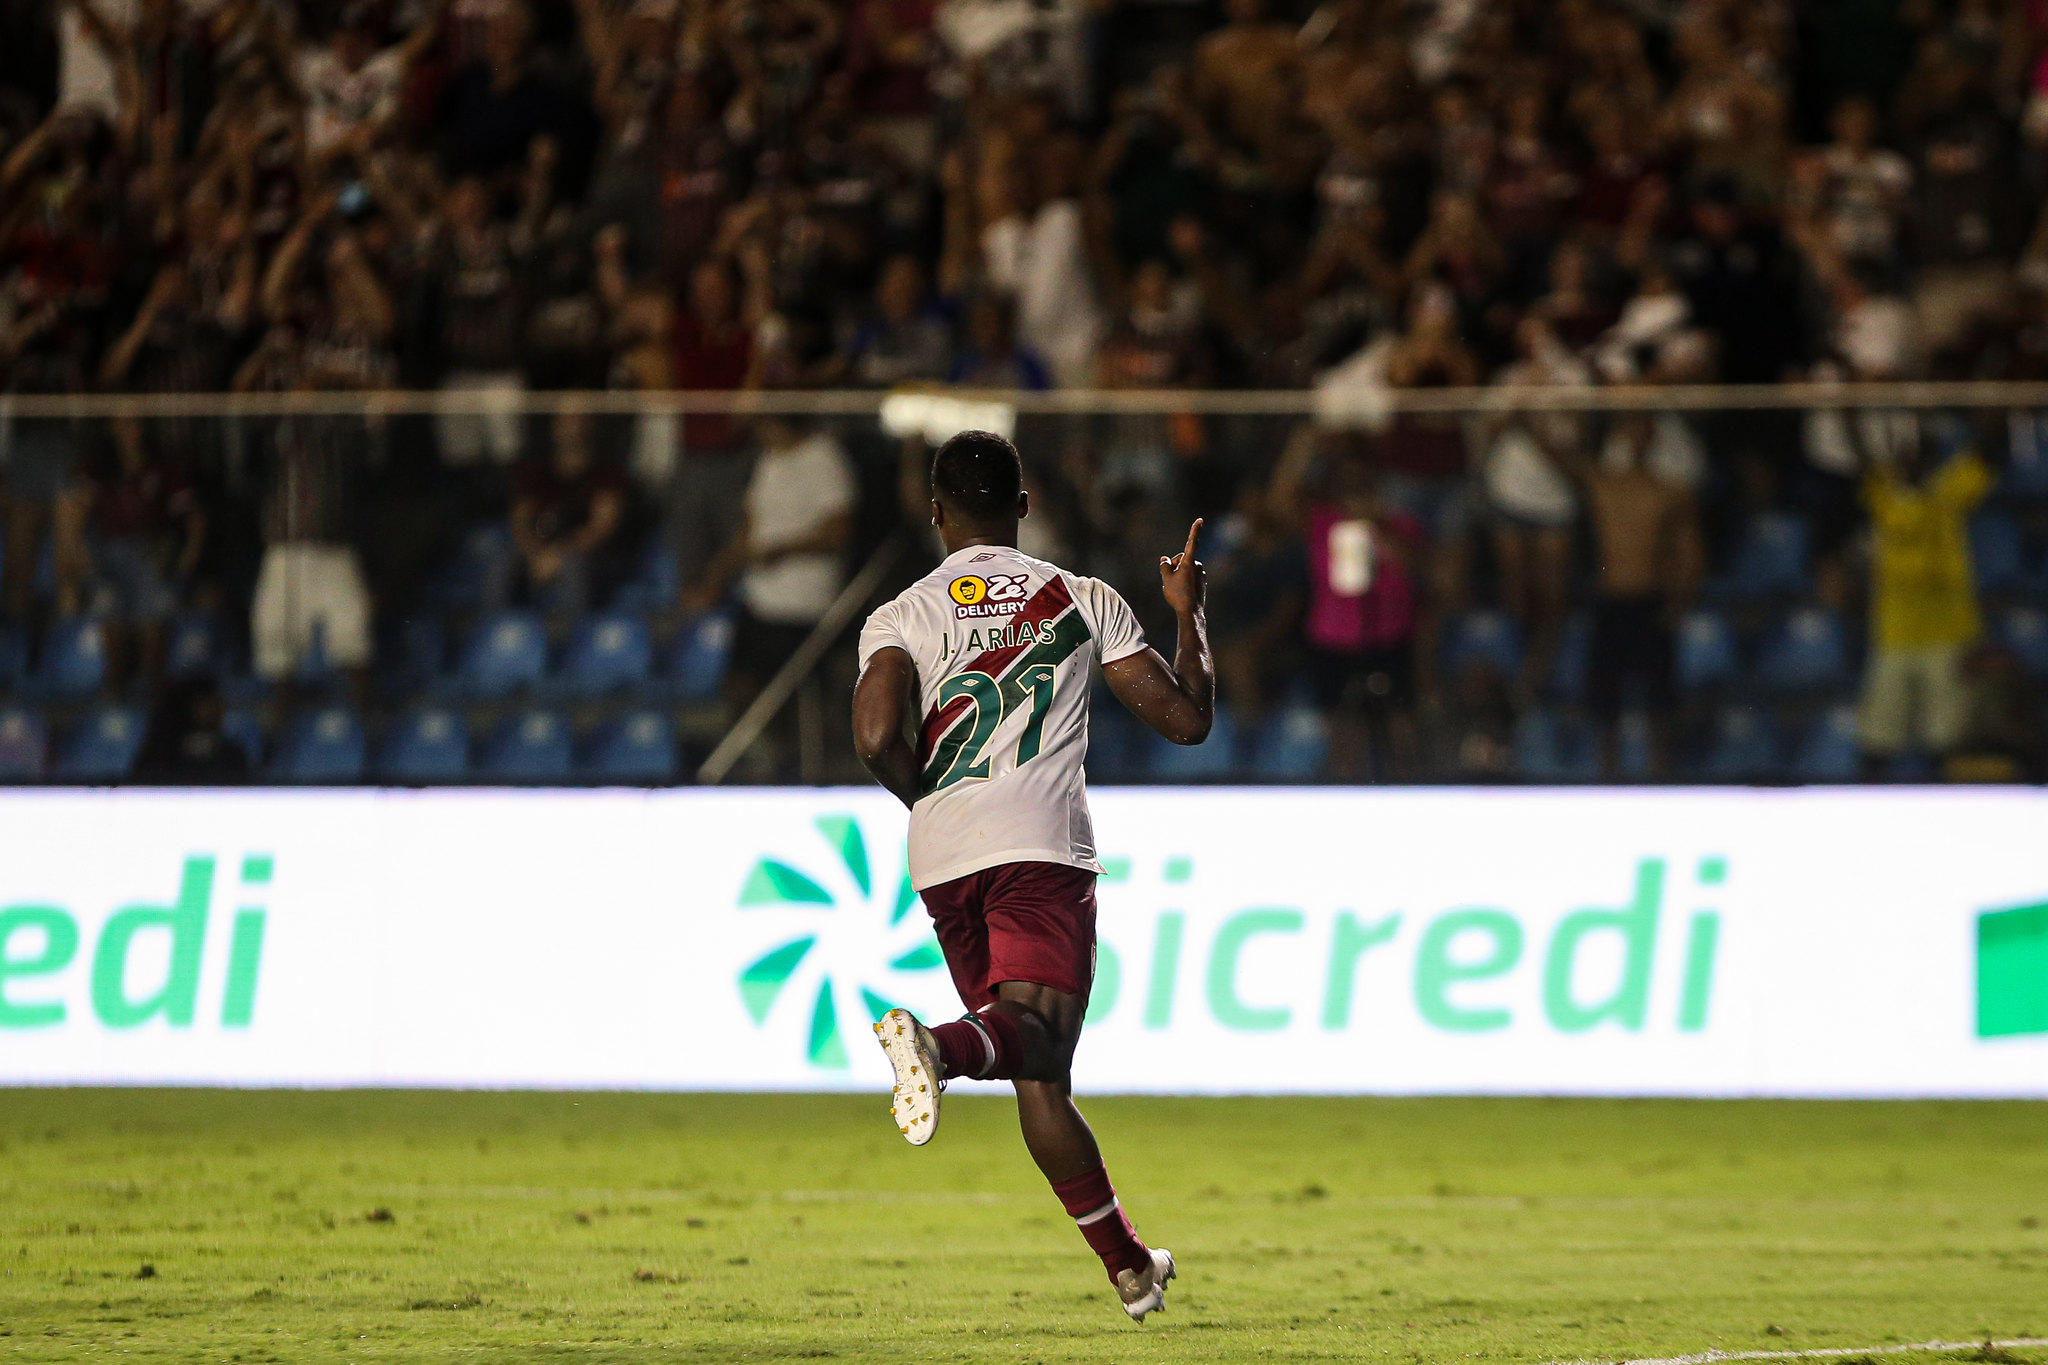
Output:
[851,431,1212,1323]
[689,417,856,695]
[297,3,443,163]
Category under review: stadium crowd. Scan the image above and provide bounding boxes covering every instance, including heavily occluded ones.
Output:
[3,0,2048,783]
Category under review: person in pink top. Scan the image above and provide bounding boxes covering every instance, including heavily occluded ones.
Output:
[1270,425,1423,782]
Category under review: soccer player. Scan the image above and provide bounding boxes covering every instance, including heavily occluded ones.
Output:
[851,430,1214,1323]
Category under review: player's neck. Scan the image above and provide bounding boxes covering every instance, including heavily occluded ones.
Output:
[940,527,1019,557]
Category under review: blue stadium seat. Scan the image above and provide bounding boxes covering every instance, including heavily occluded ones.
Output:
[0,706,48,780]
[482,709,573,781]
[376,614,447,700]
[1754,608,1850,694]
[1794,705,1863,783]
[164,612,223,680]
[378,707,470,783]
[2005,411,2048,499]
[552,612,652,699]
[1514,707,1596,782]
[1696,706,1783,783]
[1675,610,1740,693]
[54,706,144,781]
[1250,703,1329,782]
[273,706,366,782]
[584,709,678,782]
[1443,610,1522,679]
[667,611,735,703]
[1972,513,2027,594]
[0,623,28,689]
[1145,704,1237,781]
[1545,611,1592,701]
[444,609,548,699]
[1710,512,1810,600]
[611,535,682,612]
[221,709,265,769]
[2002,607,2048,678]
[23,617,105,701]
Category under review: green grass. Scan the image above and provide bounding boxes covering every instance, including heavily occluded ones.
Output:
[2,1091,2046,1363]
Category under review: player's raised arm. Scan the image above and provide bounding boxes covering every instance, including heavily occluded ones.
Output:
[853,644,922,808]
[1103,519,1214,746]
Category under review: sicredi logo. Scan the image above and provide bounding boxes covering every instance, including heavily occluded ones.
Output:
[0,855,270,1030]
[1085,854,1725,1036]
[734,816,946,1069]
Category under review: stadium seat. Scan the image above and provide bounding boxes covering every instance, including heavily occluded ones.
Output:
[444,610,548,699]
[584,709,679,782]
[1514,707,1596,782]
[273,706,367,782]
[1971,513,2028,594]
[1675,610,1740,693]
[164,612,223,680]
[667,611,735,703]
[2001,607,2048,678]
[1249,703,1329,782]
[1443,610,1522,679]
[378,708,470,783]
[221,709,265,769]
[0,706,48,780]
[0,623,28,689]
[22,617,105,701]
[1613,710,1655,781]
[2005,411,2048,499]
[551,612,652,700]
[611,535,682,612]
[1696,706,1783,783]
[1794,705,1863,783]
[1145,704,1237,782]
[1709,512,1809,600]
[481,709,573,781]
[1753,608,1850,694]
[1545,611,1592,701]
[376,614,447,700]
[54,706,145,781]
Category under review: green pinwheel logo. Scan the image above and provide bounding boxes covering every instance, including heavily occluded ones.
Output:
[735,814,947,1068]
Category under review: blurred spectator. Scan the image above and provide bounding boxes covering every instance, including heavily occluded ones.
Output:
[510,407,624,612]
[1545,412,1704,780]
[1857,434,1993,774]
[80,415,204,684]
[690,415,855,695]
[251,417,371,688]
[830,252,951,387]
[1271,427,1422,783]
[981,138,1102,388]
[948,293,1048,390]
[1481,318,1588,694]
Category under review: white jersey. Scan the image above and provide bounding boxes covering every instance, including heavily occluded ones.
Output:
[858,544,1149,890]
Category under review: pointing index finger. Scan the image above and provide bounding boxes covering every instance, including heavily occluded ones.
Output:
[1183,518,1204,562]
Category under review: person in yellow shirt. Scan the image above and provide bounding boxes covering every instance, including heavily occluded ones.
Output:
[1858,435,1993,770]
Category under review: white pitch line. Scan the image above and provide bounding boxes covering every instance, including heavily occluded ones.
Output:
[1554,1338,2048,1365]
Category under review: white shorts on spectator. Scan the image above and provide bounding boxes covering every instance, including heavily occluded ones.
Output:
[1859,644,1968,755]
[254,543,372,679]
[437,373,527,467]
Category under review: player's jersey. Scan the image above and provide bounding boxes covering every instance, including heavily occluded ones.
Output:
[858,544,1149,890]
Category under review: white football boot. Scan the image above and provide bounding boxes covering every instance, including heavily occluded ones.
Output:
[874,1008,943,1146]
[1116,1248,1176,1322]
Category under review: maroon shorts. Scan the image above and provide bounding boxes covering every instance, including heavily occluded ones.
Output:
[919,861,1098,1008]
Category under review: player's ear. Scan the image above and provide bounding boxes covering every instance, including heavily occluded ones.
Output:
[1017,488,1030,520]
[930,498,944,528]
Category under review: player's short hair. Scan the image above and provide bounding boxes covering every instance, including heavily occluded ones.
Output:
[931,430,1023,522]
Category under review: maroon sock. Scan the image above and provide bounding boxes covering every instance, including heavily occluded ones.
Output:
[928,1009,1023,1080]
[1050,1162,1150,1282]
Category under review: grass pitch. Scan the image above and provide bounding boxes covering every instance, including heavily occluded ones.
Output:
[1,1091,2045,1363]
